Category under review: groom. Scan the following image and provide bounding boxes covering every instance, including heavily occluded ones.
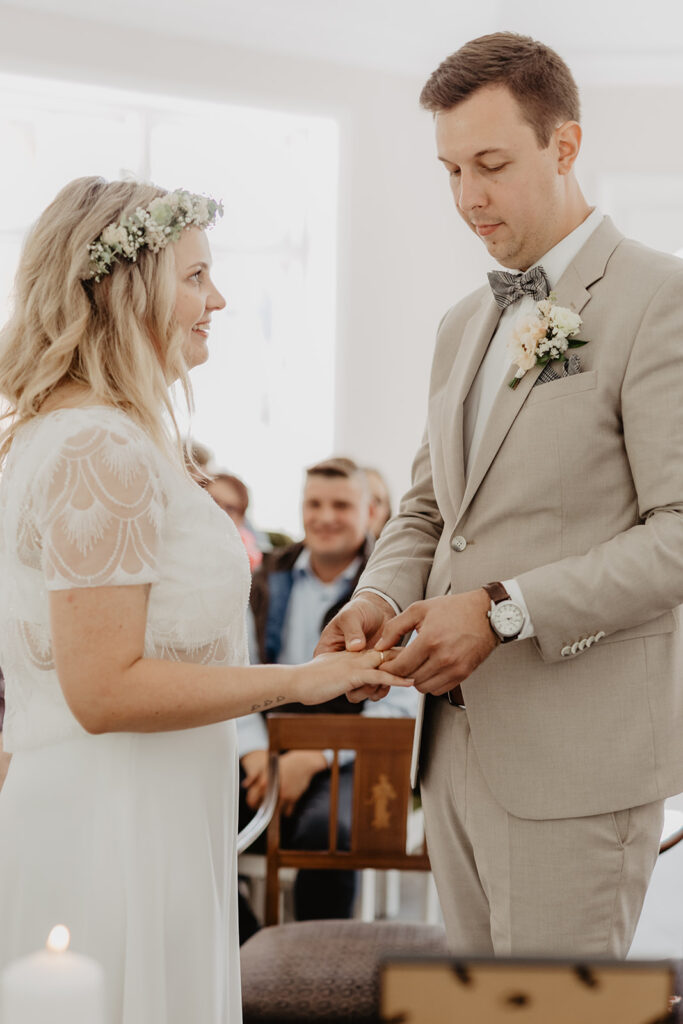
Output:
[318,32,683,957]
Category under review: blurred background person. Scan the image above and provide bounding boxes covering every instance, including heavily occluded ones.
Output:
[183,436,213,486]
[363,466,392,540]
[207,470,268,570]
[236,456,417,941]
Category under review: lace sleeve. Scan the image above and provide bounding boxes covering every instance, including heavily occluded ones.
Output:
[33,419,167,590]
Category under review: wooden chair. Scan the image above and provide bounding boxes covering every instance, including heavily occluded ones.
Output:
[240,714,448,1024]
[263,713,430,925]
[240,715,683,1023]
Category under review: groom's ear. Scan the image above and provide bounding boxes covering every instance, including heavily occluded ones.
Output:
[554,121,582,176]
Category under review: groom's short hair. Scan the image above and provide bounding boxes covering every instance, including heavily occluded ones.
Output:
[420,32,580,148]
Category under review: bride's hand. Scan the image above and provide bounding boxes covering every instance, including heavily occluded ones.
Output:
[293,648,411,707]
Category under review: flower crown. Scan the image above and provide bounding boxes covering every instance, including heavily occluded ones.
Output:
[84,189,223,282]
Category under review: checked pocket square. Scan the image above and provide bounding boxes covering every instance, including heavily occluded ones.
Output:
[535,352,582,386]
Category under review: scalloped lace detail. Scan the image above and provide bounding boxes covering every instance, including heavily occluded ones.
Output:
[0,408,250,750]
[38,422,166,588]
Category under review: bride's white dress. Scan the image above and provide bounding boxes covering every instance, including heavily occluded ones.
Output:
[0,407,250,1024]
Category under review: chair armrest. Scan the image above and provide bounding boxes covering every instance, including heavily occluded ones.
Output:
[236,751,280,855]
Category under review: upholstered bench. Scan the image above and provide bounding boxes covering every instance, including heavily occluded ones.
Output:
[241,919,449,1023]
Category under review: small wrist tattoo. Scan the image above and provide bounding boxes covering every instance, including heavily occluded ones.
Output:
[250,695,288,712]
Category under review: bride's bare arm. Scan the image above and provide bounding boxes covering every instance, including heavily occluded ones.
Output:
[49,585,405,734]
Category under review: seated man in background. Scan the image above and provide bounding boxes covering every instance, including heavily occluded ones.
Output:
[237,457,416,940]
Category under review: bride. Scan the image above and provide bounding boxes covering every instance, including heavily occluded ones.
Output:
[0,177,403,1023]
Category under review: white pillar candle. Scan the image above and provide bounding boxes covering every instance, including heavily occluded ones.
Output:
[0,925,105,1024]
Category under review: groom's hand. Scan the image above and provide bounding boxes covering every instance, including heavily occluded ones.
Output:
[374,589,497,695]
[315,592,395,655]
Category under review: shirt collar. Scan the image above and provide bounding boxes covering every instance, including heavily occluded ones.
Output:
[530,207,603,289]
[293,546,362,584]
[489,207,603,291]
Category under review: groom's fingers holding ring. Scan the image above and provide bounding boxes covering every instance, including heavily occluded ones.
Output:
[380,644,428,679]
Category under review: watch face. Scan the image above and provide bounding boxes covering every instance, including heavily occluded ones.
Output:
[491,601,525,638]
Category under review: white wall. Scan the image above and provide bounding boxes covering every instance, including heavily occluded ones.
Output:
[0,5,484,512]
[2,6,683,513]
[580,84,683,255]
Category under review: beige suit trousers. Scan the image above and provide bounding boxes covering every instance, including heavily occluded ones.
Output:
[420,697,664,957]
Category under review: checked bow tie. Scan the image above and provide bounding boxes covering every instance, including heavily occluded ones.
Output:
[487,265,550,310]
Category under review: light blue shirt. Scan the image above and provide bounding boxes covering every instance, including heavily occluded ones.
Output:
[279,548,360,666]
[238,546,418,762]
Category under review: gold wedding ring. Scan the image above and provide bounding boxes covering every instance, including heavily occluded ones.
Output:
[377,650,385,666]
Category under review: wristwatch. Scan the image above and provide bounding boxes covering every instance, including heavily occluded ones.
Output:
[483,582,525,643]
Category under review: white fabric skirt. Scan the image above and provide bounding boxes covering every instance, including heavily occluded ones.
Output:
[0,722,242,1024]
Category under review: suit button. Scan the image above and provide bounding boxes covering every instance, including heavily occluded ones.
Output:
[451,535,467,552]
[560,646,572,658]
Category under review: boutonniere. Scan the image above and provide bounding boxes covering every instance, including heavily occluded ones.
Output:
[507,292,589,389]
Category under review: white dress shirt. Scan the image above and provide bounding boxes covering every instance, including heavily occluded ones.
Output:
[471,208,603,638]
[464,208,603,471]
[362,208,603,641]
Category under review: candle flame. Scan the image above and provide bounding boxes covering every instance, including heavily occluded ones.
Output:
[46,925,70,953]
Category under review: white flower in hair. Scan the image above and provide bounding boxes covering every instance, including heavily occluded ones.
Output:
[84,188,223,282]
[148,197,175,228]
[100,225,129,248]
[144,221,168,252]
[194,197,210,222]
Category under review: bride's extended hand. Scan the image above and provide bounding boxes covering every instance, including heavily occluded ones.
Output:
[293,648,411,707]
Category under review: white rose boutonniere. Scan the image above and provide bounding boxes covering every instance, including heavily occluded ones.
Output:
[507,292,588,389]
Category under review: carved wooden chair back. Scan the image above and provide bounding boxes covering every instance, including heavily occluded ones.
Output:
[264,713,429,926]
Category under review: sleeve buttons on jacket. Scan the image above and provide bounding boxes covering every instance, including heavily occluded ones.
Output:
[560,631,605,658]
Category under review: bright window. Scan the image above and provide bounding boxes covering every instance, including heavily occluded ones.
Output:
[0,73,338,535]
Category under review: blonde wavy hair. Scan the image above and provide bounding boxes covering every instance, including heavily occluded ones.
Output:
[0,176,194,463]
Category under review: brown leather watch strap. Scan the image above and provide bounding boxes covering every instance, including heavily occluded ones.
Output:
[483,581,510,604]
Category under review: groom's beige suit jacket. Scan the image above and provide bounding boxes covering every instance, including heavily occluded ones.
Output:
[357,216,683,821]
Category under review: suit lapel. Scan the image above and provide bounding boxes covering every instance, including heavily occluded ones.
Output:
[439,292,501,514]
[454,216,623,526]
